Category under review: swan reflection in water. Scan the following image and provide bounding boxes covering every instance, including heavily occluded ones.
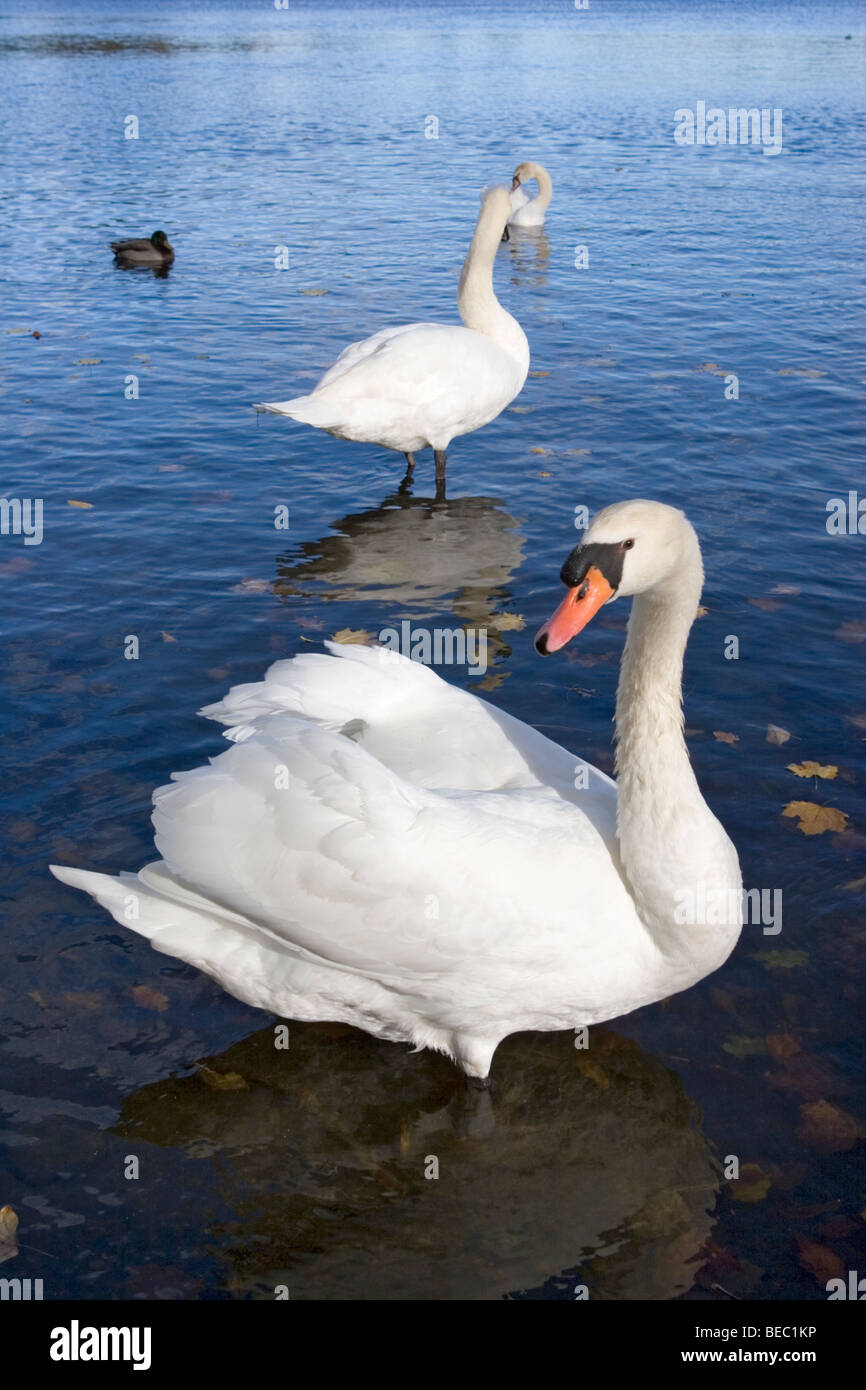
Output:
[115,1026,720,1300]
[273,486,526,639]
[505,227,551,289]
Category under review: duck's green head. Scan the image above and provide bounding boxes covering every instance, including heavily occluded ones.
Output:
[150,230,171,249]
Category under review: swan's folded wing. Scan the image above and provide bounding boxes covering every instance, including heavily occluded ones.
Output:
[201,642,616,809]
[148,710,629,986]
[314,323,430,390]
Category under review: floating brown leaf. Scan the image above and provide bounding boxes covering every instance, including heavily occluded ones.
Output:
[766,724,791,746]
[834,620,866,645]
[723,1036,767,1058]
[331,628,375,646]
[130,985,169,1012]
[766,1033,801,1061]
[198,1065,248,1091]
[782,801,848,835]
[796,1236,845,1285]
[66,499,93,509]
[731,1163,773,1204]
[753,948,808,971]
[713,730,739,745]
[788,761,837,780]
[160,631,176,644]
[796,1100,859,1154]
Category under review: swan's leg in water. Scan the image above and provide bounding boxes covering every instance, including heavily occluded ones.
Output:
[399,452,416,494]
[434,449,447,502]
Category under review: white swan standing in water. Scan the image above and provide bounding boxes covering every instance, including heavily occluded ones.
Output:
[507,161,553,228]
[51,501,741,1082]
[255,186,529,493]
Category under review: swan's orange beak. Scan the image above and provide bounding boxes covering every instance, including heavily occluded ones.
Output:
[534,567,614,655]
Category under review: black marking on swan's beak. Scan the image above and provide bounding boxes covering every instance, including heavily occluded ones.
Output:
[511,176,520,191]
[501,225,510,242]
[559,540,626,592]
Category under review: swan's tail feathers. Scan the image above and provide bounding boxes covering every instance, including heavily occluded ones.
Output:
[49,862,226,948]
[200,640,440,736]
[49,861,286,1004]
[253,393,337,427]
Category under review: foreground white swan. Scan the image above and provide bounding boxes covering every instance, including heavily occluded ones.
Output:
[508,161,553,227]
[51,501,741,1081]
[255,187,529,491]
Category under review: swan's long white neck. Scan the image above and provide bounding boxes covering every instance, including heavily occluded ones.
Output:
[613,548,741,975]
[458,204,530,374]
[523,164,553,213]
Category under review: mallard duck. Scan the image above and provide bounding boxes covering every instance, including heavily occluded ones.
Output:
[110,231,174,268]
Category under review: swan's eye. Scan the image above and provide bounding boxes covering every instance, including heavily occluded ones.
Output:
[623,538,635,550]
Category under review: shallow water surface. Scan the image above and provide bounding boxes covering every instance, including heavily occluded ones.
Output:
[1,0,864,1300]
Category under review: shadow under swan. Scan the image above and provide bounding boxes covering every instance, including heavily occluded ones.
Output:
[114,1024,720,1301]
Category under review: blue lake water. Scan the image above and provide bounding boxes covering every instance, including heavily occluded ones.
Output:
[1,0,864,1299]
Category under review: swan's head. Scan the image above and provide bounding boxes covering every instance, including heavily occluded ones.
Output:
[511,161,534,190]
[535,500,702,655]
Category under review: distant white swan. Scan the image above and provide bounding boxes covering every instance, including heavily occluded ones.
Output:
[508,161,553,228]
[255,186,529,491]
[52,501,742,1082]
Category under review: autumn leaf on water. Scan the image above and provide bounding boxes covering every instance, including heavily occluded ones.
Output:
[67,499,93,509]
[731,1163,773,1204]
[529,370,550,378]
[834,619,866,645]
[753,948,808,971]
[75,357,101,365]
[491,613,525,631]
[766,724,791,746]
[796,1099,860,1154]
[796,1236,845,1285]
[788,761,837,780]
[766,1033,801,1061]
[778,367,827,378]
[331,628,375,645]
[531,446,550,455]
[198,1065,248,1091]
[299,288,328,296]
[722,1036,767,1058]
[713,731,739,745]
[160,631,176,644]
[695,605,708,617]
[782,801,848,835]
[130,985,168,1012]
